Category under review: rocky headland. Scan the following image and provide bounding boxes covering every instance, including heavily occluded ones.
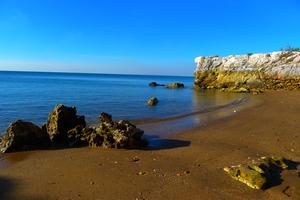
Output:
[194,51,300,93]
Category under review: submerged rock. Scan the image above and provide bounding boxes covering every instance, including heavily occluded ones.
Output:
[43,104,86,145]
[0,120,50,153]
[165,82,185,89]
[147,97,159,106]
[224,156,291,189]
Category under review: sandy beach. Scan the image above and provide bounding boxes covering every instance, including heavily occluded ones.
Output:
[0,91,299,200]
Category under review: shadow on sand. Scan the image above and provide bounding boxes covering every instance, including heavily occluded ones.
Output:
[265,159,300,189]
[0,177,46,200]
[0,177,14,200]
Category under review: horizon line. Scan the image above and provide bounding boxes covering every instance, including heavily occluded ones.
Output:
[0,69,194,78]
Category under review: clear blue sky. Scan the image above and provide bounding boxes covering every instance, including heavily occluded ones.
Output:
[0,0,299,76]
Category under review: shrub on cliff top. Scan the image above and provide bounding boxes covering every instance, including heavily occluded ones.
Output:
[280,46,300,52]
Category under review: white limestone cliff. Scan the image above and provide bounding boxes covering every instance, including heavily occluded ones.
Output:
[194,51,300,92]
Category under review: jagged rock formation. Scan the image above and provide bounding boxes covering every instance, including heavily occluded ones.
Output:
[65,112,147,148]
[194,51,300,92]
[0,105,147,153]
[0,120,50,153]
[42,104,86,145]
[81,113,147,149]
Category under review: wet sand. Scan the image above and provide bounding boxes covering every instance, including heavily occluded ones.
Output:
[0,91,299,200]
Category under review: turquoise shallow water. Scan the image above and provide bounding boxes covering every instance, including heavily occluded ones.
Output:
[0,71,245,135]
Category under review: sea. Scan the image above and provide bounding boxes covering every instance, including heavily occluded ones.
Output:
[0,71,246,136]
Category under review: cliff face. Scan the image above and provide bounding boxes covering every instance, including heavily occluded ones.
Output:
[194,51,300,92]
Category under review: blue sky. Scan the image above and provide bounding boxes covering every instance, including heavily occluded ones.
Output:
[0,0,299,75]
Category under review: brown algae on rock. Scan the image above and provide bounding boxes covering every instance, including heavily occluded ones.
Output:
[224,156,293,189]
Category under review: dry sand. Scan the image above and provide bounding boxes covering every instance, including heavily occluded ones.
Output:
[0,91,299,200]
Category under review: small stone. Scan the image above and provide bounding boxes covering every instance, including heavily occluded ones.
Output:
[137,171,147,175]
[130,156,140,162]
[184,170,191,175]
[90,181,94,185]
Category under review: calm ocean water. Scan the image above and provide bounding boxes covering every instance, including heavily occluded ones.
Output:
[0,71,245,135]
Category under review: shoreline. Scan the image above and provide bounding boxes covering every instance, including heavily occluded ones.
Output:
[134,95,250,125]
[139,94,260,139]
[0,91,299,200]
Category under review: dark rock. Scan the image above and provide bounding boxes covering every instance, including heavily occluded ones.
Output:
[43,104,86,145]
[1,106,146,152]
[149,82,158,87]
[84,128,104,147]
[99,112,113,124]
[0,120,50,153]
[83,116,147,149]
[149,82,165,87]
[165,82,185,89]
[147,97,159,106]
[67,125,87,147]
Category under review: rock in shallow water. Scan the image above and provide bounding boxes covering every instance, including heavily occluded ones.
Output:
[165,82,185,89]
[147,97,159,106]
[0,120,50,153]
[149,82,165,87]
